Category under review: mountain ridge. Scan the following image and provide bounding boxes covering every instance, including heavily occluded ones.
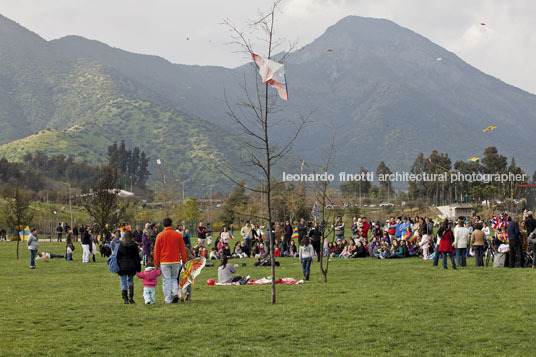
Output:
[0,14,534,188]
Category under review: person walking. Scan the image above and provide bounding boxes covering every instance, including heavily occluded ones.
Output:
[453,219,470,267]
[27,228,39,269]
[507,216,522,268]
[117,230,141,304]
[154,218,188,304]
[81,226,91,263]
[299,236,314,280]
[439,222,456,270]
[470,223,486,267]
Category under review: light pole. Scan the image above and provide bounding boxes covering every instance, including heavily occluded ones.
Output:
[182,178,190,201]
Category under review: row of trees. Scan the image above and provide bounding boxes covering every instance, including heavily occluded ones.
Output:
[339,147,534,206]
[107,140,150,190]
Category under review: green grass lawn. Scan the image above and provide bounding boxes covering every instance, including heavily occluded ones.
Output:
[1,242,534,356]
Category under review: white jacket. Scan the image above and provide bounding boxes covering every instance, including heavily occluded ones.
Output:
[453,226,470,249]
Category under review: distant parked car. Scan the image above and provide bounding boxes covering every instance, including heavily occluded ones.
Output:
[369,204,377,208]
[380,202,394,207]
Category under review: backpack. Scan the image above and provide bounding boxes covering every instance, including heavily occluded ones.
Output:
[107,243,120,274]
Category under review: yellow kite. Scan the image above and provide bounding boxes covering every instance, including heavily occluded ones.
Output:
[482,126,497,132]
[468,157,480,162]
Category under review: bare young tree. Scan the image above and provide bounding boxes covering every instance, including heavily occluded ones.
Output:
[4,184,34,259]
[82,165,121,231]
[223,1,308,304]
[302,128,337,283]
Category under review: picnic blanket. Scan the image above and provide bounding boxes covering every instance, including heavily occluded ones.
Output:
[214,277,303,286]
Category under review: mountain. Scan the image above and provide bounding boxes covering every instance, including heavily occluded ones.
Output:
[1,14,535,192]
[0,14,243,194]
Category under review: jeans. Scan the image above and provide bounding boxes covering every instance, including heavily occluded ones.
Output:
[82,244,90,263]
[301,257,312,275]
[455,248,467,267]
[143,287,156,304]
[531,243,536,267]
[433,245,441,266]
[441,251,456,269]
[29,249,37,267]
[509,240,522,268]
[474,245,485,267]
[119,275,134,290]
[66,253,73,261]
[335,235,344,241]
[161,263,180,303]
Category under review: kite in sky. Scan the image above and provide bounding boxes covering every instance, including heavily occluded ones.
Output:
[436,57,442,61]
[327,49,334,52]
[179,257,206,294]
[482,125,497,132]
[252,53,288,100]
[468,157,480,162]
[426,158,450,172]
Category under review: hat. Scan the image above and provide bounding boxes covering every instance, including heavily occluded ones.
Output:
[206,279,215,286]
[528,211,533,216]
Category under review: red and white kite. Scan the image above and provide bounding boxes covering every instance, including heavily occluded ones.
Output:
[251,53,288,100]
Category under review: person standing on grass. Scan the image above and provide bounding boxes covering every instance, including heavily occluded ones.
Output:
[471,223,486,267]
[308,224,322,262]
[525,212,536,269]
[154,218,188,304]
[299,236,314,280]
[81,226,91,263]
[56,222,63,242]
[438,222,456,270]
[453,219,470,267]
[27,228,39,269]
[298,218,308,245]
[240,221,253,251]
[197,221,208,248]
[66,229,75,261]
[117,230,141,304]
[506,216,522,268]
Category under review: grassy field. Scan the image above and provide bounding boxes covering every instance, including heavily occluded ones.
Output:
[1,242,534,356]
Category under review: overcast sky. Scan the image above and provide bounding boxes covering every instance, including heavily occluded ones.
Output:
[2,0,535,94]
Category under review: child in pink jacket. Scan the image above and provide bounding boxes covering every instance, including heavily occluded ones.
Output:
[136,261,161,304]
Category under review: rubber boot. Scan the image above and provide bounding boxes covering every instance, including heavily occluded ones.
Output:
[122,290,129,304]
[128,286,135,304]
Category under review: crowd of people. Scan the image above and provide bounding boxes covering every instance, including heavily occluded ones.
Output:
[23,209,536,302]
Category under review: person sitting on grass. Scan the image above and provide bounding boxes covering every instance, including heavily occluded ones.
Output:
[218,256,249,284]
[274,240,281,257]
[209,248,220,260]
[354,241,367,258]
[233,242,247,259]
[288,240,298,257]
[222,243,231,258]
[136,259,161,305]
